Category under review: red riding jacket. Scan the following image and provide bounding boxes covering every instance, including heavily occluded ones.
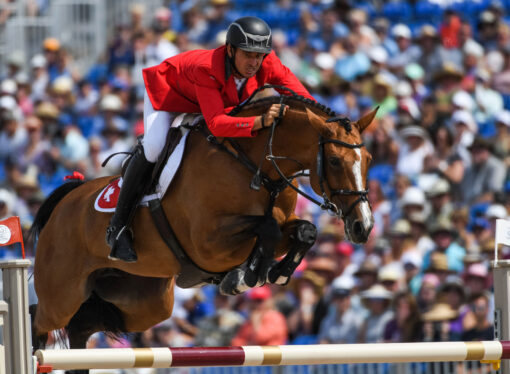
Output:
[142,45,314,137]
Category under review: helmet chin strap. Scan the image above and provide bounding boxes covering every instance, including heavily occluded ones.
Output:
[228,46,245,78]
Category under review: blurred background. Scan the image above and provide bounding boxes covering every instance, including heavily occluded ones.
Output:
[1,0,510,372]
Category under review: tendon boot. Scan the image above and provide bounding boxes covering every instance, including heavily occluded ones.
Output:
[106,145,155,262]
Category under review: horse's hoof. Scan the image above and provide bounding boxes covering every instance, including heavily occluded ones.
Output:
[219,268,251,296]
[296,223,317,245]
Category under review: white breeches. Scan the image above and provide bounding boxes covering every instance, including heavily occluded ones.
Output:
[142,90,176,163]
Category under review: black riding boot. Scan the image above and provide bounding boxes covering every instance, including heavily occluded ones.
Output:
[106,146,155,262]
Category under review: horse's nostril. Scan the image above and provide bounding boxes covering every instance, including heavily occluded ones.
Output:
[353,221,363,238]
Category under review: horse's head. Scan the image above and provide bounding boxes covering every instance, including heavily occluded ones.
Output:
[306,107,377,243]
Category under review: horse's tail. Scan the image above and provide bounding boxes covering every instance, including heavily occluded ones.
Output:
[29,180,85,241]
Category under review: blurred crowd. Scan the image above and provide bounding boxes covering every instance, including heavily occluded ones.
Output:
[1,0,510,355]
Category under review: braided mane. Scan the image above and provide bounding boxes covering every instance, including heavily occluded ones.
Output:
[228,94,337,118]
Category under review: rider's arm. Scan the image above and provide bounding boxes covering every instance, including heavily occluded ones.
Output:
[264,52,315,101]
[194,84,259,138]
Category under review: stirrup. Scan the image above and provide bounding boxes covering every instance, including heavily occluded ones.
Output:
[107,226,137,263]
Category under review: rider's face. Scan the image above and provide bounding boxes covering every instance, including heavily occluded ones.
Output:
[228,46,264,78]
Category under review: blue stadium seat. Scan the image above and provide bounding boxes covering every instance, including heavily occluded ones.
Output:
[414,0,443,22]
[448,0,479,18]
[382,1,413,23]
[478,120,497,138]
[356,2,378,19]
[368,164,395,198]
[502,94,510,110]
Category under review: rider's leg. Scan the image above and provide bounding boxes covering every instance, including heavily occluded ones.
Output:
[106,90,172,262]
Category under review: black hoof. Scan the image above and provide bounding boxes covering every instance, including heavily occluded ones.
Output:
[219,269,246,295]
[296,223,317,244]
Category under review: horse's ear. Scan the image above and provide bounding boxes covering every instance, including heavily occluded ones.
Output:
[305,107,334,137]
[356,106,379,134]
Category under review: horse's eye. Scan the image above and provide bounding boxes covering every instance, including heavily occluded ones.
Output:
[328,156,341,167]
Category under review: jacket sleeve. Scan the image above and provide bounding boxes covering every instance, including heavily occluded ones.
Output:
[193,65,257,138]
[265,52,315,101]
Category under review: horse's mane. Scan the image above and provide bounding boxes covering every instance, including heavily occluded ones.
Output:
[229,94,336,118]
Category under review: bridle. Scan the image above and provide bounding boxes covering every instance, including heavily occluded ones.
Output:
[229,85,370,219]
[263,106,369,218]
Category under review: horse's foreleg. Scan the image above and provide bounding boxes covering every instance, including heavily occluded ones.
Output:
[219,215,282,295]
[267,218,317,285]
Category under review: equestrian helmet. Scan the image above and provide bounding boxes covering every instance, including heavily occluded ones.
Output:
[226,16,272,54]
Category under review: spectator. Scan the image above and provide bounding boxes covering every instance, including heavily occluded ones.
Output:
[461,292,494,341]
[423,218,466,274]
[318,275,362,344]
[231,286,288,346]
[422,302,461,341]
[462,137,506,203]
[287,270,326,343]
[194,292,244,346]
[383,291,423,342]
[396,126,434,179]
[357,284,394,343]
[424,179,454,226]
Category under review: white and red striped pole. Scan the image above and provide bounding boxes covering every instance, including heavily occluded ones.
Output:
[35,341,510,371]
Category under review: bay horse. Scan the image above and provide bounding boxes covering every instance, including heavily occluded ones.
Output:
[30,92,376,369]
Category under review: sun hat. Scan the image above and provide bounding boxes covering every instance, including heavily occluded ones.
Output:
[99,94,123,112]
[495,110,510,127]
[400,186,426,207]
[399,126,429,141]
[422,302,459,321]
[354,259,379,277]
[405,63,425,80]
[426,178,450,197]
[392,23,411,39]
[368,46,388,64]
[451,110,478,133]
[464,263,489,279]
[389,219,412,236]
[428,252,450,272]
[401,250,423,269]
[452,90,475,112]
[330,275,355,297]
[485,204,508,219]
[378,266,402,283]
[360,284,393,308]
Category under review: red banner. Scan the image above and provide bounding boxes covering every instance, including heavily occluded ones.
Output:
[0,216,25,258]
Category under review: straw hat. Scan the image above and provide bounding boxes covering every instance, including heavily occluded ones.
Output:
[35,101,59,120]
[422,302,459,321]
[433,62,463,81]
[354,259,379,277]
[360,284,393,308]
[428,252,450,272]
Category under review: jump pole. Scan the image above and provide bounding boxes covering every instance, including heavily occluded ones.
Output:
[33,341,510,371]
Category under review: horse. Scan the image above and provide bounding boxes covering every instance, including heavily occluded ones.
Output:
[30,92,376,371]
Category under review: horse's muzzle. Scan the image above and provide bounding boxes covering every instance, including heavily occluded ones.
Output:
[344,210,374,244]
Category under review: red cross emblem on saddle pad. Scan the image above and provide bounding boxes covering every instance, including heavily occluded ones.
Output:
[94,178,122,212]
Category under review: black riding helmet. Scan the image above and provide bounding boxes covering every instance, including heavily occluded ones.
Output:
[226,16,272,54]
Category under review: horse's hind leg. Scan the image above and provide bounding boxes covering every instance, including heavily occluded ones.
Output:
[268,218,317,285]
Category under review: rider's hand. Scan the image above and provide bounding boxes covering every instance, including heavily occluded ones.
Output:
[253,104,288,132]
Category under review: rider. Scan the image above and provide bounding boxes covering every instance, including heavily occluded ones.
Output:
[106,16,315,262]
